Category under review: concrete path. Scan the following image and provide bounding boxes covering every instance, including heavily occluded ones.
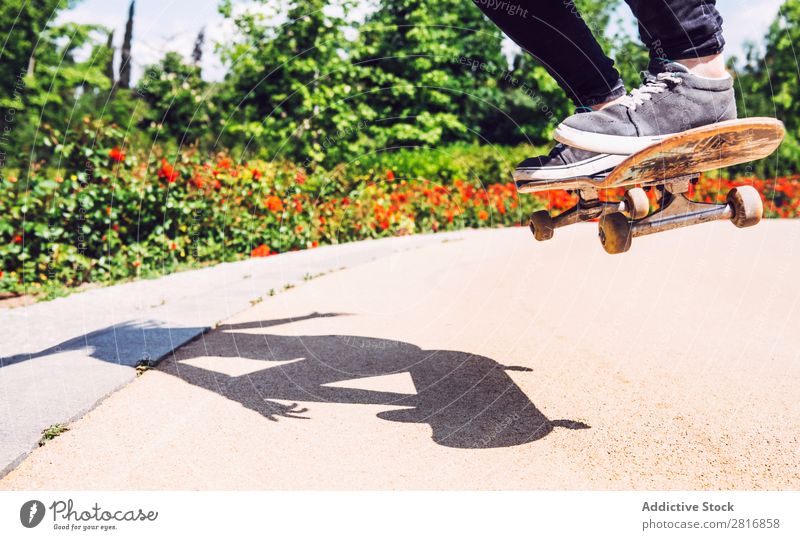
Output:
[0,232,461,476]
[2,222,799,489]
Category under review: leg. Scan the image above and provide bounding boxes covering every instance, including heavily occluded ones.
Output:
[624,0,726,75]
[472,0,625,108]
[554,0,735,154]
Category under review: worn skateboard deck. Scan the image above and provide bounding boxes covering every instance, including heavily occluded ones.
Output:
[515,118,785,193]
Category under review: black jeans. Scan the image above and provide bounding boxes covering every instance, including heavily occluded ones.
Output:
[473,0,725,107]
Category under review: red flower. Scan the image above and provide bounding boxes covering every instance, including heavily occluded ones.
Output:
[106,206,112,215]
[295,224,304,233]
[250,244,273,258]
[252,169,262,180]
[386,170,395,181]
[478,210,489,221]
[265,195,284,213]
[12,234,23,244]
[133,260,141,268]
[158,159,179,183]
[295,172,306,185]
[108,147,126,162]
[311,241,319,248]
[112,224,120,232]
[169,242,177,251]
[217,157,233,170]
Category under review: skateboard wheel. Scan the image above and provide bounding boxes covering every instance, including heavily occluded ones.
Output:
[598,213,632,254]
[624,187,649,220]
[727,186,763,228]
[529,210,555,241]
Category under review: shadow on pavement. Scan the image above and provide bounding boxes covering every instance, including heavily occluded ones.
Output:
[1,320,205,368]
[161,313,590,449]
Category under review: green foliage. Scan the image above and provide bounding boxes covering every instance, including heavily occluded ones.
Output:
[0,0,67,106]
[0,117,548,296]
[356,0,509,148]
[39,423,69,446]
[137,52,215,147]
[347,143,539,184]
[217,0,367,166]
[731,0,800,176]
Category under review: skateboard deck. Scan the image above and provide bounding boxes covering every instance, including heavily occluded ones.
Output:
[515,118,785,193]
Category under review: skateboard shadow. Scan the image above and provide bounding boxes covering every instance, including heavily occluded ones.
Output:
[160,313,589,449]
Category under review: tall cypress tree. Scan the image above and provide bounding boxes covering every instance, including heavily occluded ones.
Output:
[119,0,134,89]
[192,27,205,67]
[104,30,116,87]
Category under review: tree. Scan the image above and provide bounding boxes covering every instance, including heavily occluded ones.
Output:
[105,30,116,87]
[137,51,214,147]
[355,0,509,149]
[217,0,369,165]
[119,0,134,89]
[192,27,206,67]
[0,0,66,101]
[733,0,800,175]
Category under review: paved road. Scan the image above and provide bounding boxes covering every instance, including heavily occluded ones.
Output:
[0,232,461,476]
[2,223,799,489]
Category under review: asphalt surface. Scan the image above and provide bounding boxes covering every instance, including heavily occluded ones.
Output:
[0,232,460,476]
[2,223,798,489]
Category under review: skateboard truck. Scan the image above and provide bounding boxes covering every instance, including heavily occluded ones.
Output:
[529,186,649,242]
[598,176,763,254]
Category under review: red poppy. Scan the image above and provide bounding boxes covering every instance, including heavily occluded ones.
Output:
[108,147,126,162]
[12,234,23,244]
[386,170,395,181]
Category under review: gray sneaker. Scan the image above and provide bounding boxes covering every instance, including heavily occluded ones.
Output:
[515,143,625,181]
[554,62,737,154]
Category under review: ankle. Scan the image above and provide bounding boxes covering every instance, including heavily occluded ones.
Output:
[675,53,728,78]
[590,95,626,111]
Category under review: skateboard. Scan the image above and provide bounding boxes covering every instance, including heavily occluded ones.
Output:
[513,118,785,254]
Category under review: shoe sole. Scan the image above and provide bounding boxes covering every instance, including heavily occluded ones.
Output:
[554,123,675,154]
[514,152,627,181]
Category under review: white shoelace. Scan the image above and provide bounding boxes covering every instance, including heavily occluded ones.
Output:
[619,73,683,111]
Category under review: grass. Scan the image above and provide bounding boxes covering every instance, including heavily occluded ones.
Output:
[39,424,70,446]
